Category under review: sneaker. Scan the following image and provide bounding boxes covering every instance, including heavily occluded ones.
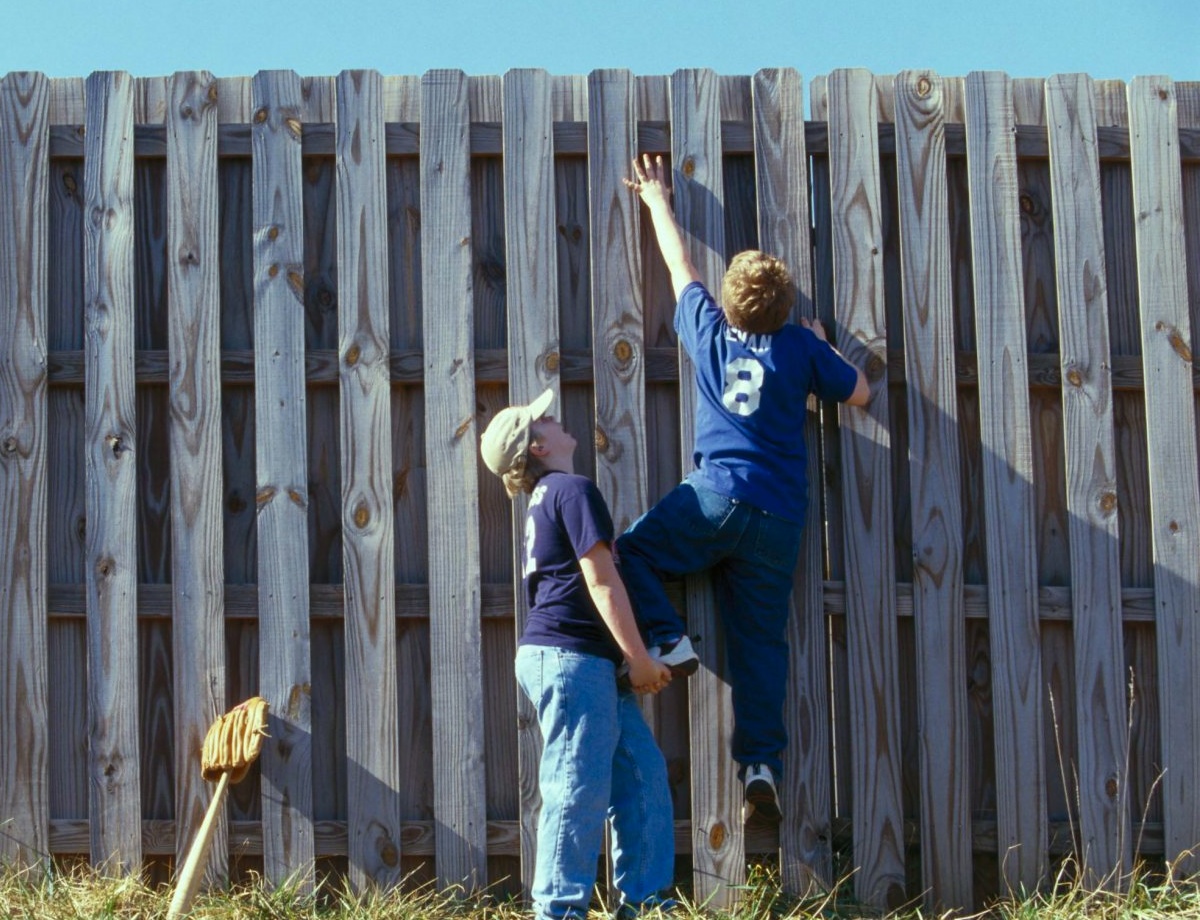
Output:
[743,763,781,824]
[616,635,701,690]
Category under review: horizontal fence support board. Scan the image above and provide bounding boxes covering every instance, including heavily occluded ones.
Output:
[42,817,1169,859]
[44,580,1164,623]
[45,347,1199,391]
[44,121,1200,161]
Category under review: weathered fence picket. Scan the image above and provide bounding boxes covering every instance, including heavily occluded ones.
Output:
[894,69,973,909]
[83,70,141,876]
[964,69,1048,895]
[1045,73,1132,889]
[824,67,907,912]
[165,68,226,883]
[1,66,1199,915]
[501,66,558,897]
[420,68,488,891]
[0,70,50,872]
[750,66,832,895]
[1128,75,1200,880]
[670,67,745,909]
[251,68,315,889]
[336,68,403,890]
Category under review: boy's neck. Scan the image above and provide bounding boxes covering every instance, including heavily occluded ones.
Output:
[541,455,574,476]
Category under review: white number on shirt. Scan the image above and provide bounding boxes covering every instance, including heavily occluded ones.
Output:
[722,356,764,416]
[523,516,537,578]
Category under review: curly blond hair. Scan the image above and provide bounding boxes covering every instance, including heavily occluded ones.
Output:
[720,250,795,334]
[500,452,548,498]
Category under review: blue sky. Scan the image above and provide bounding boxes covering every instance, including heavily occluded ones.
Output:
[9,0,1197,82]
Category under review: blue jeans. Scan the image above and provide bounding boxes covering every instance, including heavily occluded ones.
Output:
[615,477,804,778]
[514,645,675,920]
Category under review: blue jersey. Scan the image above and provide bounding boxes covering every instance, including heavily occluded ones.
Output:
[519,471,622,663]
[675,281,859,523]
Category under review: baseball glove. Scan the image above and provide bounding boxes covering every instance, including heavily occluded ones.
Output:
[201,696,270,784]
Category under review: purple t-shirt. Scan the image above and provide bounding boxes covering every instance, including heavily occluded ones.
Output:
[519,471,622,663]
[676,281,859,523]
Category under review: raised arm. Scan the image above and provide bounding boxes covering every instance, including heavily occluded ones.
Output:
[579,541,670,693]
[624,154,702,300]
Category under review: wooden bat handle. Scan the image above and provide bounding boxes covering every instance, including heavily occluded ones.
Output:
[167,770,230,920]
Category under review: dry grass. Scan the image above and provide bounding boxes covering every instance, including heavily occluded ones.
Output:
[1,859,1198,920]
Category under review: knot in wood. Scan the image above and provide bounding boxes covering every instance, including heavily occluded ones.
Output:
[1105,775,1119,798]
[1019,193,1035,215]
[63,172,78,194]
[708,821,726,850]
[267,225,280,241]
[253,107,268,124]
[268,263,280,278]
[1168,329,1192,363]
[1169,520,1180,534]
[285,117,302,140]
[682,157,696,178]
[1066,367,1083,388]
[1,436,17,454]
[543,351,560,372]
[346,343,361,367]
[1099,491,1117,514]
[287,682,311,719]
[207,82,219,105]
[287,489,306,508]
[288,271,306,298]
[1158,86,1169,101]
[916,75,932,98]
[613,338,633,364]
[379,840,399,868]
[594,426,609,453]
[95,557,114,579]
[255,487,277,507]
[867,353,886,382]
[354,502,370,528]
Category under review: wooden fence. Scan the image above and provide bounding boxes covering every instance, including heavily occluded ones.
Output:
[1,66,1199,913]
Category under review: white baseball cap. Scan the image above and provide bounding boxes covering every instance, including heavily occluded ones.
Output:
[480,388,555,476]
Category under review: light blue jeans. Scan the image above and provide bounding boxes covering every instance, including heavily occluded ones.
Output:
[514,645,675,920]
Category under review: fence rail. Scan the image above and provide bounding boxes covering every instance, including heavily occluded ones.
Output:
[2,67,1199,913]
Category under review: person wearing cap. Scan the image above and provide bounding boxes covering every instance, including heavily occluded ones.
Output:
[481,388,678,920]
[620,154,870,825]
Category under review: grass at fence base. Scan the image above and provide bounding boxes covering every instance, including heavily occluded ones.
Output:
[2,859,1199,920]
